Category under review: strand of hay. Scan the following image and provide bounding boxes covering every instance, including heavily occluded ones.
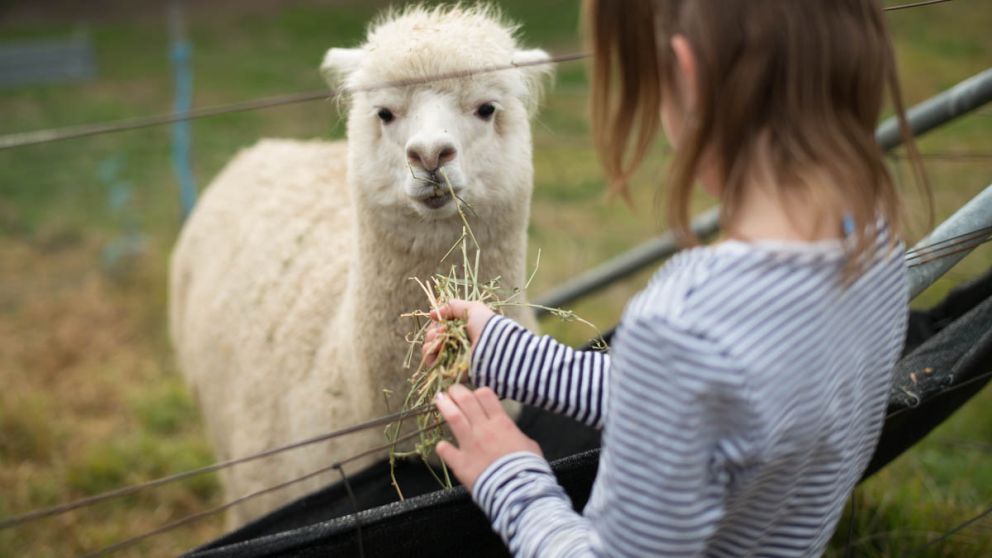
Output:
[385,170,604,499]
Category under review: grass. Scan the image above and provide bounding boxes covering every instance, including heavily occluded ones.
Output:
[0,0,990,555]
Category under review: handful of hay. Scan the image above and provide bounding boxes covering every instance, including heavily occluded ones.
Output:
[385,170,603,498]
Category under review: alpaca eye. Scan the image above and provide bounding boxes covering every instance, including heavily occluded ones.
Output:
[377,108,395,123]
[475,102,496,121]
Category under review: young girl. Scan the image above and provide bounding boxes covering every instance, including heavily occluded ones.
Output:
[427,0,923,555]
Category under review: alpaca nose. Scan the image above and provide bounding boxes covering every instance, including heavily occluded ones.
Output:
[406,140,457,172]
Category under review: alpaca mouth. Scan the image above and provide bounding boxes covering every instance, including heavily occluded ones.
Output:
[410,171,462,211]
[418,191,453,209]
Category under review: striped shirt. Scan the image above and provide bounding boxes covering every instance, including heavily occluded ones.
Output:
[469,231,907,557]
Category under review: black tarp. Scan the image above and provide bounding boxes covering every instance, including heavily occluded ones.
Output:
[189,268,992,558]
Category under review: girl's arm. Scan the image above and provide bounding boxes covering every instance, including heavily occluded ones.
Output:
[472,315,610,429]
[437,314,748,557]
[429,300,610,429]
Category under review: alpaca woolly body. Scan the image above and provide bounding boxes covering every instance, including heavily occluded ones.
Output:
[169,5,550,528]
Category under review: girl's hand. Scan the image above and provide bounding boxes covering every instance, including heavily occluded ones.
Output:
[434,385,542,492]
[422,299,495,363]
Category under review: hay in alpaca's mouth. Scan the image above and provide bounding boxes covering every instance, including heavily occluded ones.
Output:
[408,166,462,210]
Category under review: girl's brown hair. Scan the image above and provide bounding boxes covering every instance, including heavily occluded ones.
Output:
[584,0,928,272]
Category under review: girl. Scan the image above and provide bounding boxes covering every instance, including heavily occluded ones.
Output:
[427,0,925,555]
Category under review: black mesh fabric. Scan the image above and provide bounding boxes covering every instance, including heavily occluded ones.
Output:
[188,269,992,558]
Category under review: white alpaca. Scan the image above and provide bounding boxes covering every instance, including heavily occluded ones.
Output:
[169,5,551,527]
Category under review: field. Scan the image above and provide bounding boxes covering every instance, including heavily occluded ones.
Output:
[0,0,990,556]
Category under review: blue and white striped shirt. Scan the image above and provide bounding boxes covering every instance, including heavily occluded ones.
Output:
[470,231,907,557]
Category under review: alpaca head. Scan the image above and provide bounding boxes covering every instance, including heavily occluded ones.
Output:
[321,5,552,232]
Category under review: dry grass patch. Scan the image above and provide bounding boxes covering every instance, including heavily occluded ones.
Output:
[0,233,221,557]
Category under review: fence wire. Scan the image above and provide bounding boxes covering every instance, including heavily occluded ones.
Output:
[0,52,587,150]
[904,503,992,556]
[78,420,443,558]
[885,0,953,11]
[0,403,433,531]
[0,0,958,150]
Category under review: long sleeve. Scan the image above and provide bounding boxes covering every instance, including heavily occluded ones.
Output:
[471,315,751,558]
[471,315,611,429]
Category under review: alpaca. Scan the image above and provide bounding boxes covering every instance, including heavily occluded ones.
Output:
[168,5,551,527]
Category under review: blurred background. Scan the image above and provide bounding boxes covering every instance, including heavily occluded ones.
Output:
[0,0,989,555]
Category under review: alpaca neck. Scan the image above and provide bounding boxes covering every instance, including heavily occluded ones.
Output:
[343,196,529,410]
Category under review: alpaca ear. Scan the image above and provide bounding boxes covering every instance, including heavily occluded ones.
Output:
[511,48,554,110]
[320,48,365,87]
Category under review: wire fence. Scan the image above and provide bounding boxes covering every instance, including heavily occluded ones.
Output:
[0,1,960,150]
[0,404,434,531]
[884,0,954,11]
[0,52,587,150]
[80,420,443,558]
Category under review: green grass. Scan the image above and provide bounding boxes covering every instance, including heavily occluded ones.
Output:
[0,0,990,556]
